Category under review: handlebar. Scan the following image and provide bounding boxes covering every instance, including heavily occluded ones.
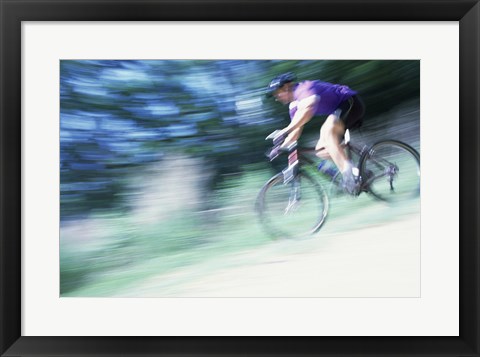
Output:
[265,130,287,146]
[265,130,298,161]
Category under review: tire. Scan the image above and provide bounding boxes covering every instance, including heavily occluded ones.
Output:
[359,140,420,202]
[255,171,329,239]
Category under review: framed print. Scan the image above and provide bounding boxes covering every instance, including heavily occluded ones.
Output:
[1,0,479,356]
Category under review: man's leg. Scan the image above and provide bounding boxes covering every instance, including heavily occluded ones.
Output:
[315,114,349,171]
[316,114,359,194]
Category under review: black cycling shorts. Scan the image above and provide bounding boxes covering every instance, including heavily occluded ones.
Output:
[337,95,365,130]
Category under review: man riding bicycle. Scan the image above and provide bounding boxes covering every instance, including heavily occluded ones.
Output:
[266,72,365,194]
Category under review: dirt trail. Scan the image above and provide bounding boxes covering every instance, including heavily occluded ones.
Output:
[118,212,420,298]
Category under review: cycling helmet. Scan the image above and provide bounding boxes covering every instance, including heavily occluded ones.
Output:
[266,72,297,97]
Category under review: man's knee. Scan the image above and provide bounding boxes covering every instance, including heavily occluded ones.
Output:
[315,148,330,160]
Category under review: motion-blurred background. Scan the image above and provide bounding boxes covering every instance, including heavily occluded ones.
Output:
[60,60,420,297]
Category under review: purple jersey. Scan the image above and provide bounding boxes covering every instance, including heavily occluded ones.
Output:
[289,80,357,119]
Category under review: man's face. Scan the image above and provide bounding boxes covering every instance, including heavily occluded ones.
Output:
[273,84,294,104]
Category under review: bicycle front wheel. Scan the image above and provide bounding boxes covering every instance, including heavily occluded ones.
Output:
[255,171,329,239]
[359,140,420,202]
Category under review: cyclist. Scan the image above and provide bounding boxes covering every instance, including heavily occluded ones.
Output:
[266,72,365,194]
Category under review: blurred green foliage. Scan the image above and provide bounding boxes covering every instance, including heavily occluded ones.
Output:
[60,161,420,296]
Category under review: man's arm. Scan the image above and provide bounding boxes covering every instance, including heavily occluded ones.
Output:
[280,95,319,147]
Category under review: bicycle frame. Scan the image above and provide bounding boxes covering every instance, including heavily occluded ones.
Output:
[278,141,368,179]
[271,139,386,199]
[259,133,420,238]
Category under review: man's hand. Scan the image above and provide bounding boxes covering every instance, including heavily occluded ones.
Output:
[267,146,281,161]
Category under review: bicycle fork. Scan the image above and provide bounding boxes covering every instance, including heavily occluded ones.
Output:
[386,164,399,192]
[283,149,301,214]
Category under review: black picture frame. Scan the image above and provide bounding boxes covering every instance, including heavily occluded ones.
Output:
[1,1,479,356]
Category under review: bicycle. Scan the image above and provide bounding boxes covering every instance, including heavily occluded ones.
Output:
[255,129,420,239]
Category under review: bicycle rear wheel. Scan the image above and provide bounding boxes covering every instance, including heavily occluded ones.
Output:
[359,140,420,202]
[255,171,329,239]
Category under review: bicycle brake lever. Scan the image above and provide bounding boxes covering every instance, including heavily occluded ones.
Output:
[265,130,282,140]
